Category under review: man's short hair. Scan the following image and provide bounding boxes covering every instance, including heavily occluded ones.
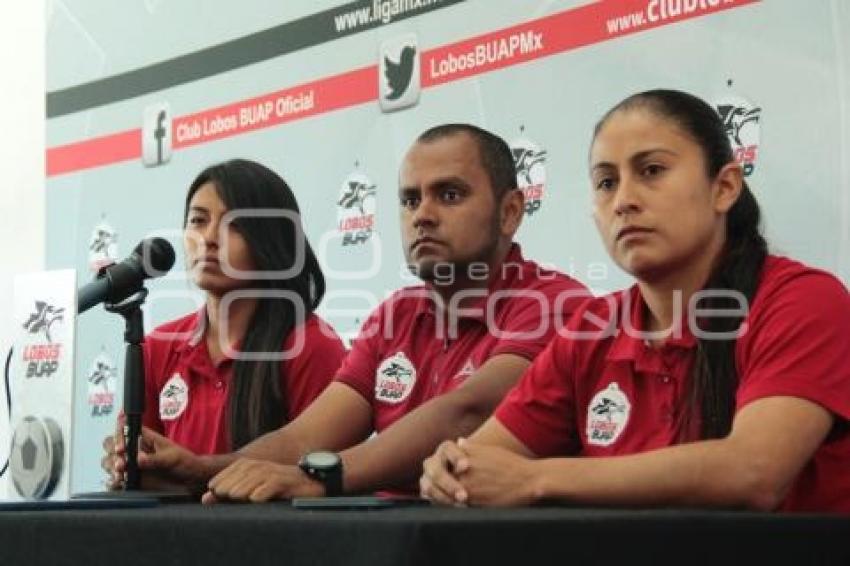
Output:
[416,124,519,198]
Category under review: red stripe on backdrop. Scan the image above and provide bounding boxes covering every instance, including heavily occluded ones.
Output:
[422,0,759,87]
[46,129,140,176]
[173,65,377,150]
[47,67,377,176]
[46,0,759,177]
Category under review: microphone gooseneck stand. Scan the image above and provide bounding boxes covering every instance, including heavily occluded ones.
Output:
[106,288,148,491]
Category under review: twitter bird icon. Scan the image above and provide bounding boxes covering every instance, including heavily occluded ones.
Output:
[380,34,420,112]
[384,45,416,101]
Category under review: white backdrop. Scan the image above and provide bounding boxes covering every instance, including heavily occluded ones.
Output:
[15,0,850,494]
[0,3,45,500]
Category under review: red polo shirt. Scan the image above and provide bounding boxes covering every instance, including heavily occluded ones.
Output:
[335,244,589,433]
[142,310,345,454]
[496,255,850,512]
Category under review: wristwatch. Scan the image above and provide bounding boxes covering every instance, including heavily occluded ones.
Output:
[298,451,343,496]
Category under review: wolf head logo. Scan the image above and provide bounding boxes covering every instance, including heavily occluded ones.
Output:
[89,229,116,254]
[338,181,376,215]
[22,301,65,343]
[717,104,761,147]
[591,397,626,422]
[88,361,115,391]
[512,147,547,186]
[381,362,413,383]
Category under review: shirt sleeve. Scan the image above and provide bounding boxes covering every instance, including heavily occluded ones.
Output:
[332,305,386,403]
[281,315,347,419]
[490,278,591,361]
[494,321,583,457]
[735,271,850,420]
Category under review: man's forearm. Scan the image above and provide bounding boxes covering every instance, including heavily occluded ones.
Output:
[341,391,491,494]
[236,428,306,465]
[340,354,531,494]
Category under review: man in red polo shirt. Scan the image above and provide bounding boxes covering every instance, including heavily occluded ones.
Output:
[116,124,589,500]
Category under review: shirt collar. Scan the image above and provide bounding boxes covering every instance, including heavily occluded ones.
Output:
[606,284,697,364]
[412,243,525,323]
[172,308,207,354]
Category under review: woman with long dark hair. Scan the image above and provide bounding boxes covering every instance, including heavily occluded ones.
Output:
[104,159,344,484]
[420,90,850,512]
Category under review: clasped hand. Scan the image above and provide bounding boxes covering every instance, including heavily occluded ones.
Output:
[419,437,538,507]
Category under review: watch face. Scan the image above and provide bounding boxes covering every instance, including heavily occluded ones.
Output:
[306,451,339,468]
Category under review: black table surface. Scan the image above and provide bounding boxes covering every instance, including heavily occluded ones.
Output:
[1,502,849,566]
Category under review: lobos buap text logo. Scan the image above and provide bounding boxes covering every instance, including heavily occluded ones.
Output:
[510,133,547,216]
[21,301,65,378]
[375,352,417,404]
[88,220,119,273]
[586,382,631,447]
[337,169,377,247]
[715,93,761,177]
[87,353,117,417]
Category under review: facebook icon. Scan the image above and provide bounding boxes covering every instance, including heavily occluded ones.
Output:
[142,102,172,166]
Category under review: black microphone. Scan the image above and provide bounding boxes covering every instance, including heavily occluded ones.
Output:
[77,237,176,314]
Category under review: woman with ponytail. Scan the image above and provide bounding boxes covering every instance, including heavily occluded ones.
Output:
[103,159,345,486]
[420,90,850,512]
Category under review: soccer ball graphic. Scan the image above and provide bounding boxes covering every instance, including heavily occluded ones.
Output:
[9,415,64,499]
